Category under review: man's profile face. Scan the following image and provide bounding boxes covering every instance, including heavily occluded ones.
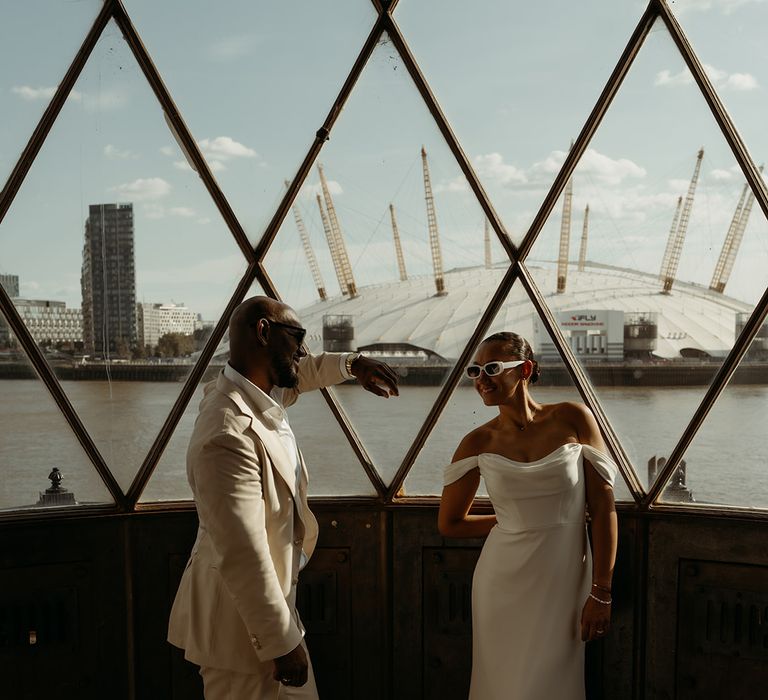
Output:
[268,312,306,389]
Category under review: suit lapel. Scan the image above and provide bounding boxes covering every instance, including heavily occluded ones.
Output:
[216,373,297,497]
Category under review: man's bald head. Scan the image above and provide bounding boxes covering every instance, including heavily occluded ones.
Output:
[229,296,291,354]
[227,296,305,390]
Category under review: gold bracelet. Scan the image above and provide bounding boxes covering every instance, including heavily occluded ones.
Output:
[588,592,612,605]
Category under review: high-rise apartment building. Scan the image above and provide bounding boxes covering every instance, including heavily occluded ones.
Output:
[81,203,137,356]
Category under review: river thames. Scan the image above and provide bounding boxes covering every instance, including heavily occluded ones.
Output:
[1,380,765,510]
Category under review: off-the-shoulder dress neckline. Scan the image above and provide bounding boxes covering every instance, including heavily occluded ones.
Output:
[452,442,612,467]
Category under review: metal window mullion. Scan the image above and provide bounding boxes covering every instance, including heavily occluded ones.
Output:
[126,263,259,506]
[516,2,658,261]
[516,264,645,501]
[0,284,128,510]
[256,265,387,499]
[254,15,388,262]
[112,2,255,262]
[656,0,768,223]
[384,14,516,261]
[385,264,520,502]
[0,0,114,222]
[644,291,768,507]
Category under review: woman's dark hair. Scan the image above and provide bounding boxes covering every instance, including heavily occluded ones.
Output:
[481,332,541,383]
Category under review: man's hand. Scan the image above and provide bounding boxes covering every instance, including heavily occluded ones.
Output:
[350,356,400,397]
[272,643,309,687]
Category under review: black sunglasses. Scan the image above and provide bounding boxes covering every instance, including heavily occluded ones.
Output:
[264,319,307,345]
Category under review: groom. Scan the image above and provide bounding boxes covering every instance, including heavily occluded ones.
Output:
[168,295,398,698]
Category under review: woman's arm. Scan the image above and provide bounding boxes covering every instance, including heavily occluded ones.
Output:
[438,435,497,538]
[572,404,618,641]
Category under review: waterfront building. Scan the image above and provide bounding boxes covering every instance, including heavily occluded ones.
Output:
[137,302,198,348]
[80,203,137,356]
[11,298,83,347]
[0,274,19,298]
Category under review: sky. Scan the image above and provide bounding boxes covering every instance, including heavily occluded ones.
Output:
[2,0,768,327]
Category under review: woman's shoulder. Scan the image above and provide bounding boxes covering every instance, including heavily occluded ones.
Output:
[452,421,496,461]
[542,400,594,424]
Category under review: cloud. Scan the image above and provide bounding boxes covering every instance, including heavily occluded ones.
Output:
[434,176,470,194]
[669,0,765,15]
[301,180,344,199]
[198,136,257,161]
[173,159,225,173]
[162,136,257,173]
[473,153,528,186]
[111,177,171,201]
[142,203,166,219]
[530,148,645,187]
[12,85,82,101]
[207,34,261,62]
[710,168,735,181]
[170,207,196,218]
[81,88,128,111]
[655,63,758,91]
[104,144,137,160]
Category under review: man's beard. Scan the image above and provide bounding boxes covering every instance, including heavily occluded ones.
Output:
[274,356,299,388]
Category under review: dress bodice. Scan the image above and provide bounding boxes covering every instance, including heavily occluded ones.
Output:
[443,443,618,533]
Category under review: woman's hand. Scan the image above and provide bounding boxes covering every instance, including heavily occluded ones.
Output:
[580,593,611,641]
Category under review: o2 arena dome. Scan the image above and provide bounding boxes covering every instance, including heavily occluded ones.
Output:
[299,260,753,365]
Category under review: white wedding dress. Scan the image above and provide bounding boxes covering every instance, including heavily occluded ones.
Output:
[444,443,618,700]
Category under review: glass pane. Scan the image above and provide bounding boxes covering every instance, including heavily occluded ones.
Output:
[121,0,378,245]
[0,0,102,184]
[394,0,645,243]
[659,330,768,509]
[405,280,634,501]
[525,20,768,493]
[667,0,768,182]
[264,33,499,486]
[0,20,249,494]
[0,316,112,512]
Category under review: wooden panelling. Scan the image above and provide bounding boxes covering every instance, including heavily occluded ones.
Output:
[0,518,128,700]
[647,517,768,699]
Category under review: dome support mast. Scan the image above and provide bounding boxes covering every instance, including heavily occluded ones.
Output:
[287,181,326,301]
[318,164,357,298]
[389,203,408,282]
[660,148,703,294]
[421,146,447,296]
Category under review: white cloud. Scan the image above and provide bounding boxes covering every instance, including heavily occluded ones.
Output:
[197,217,212,225]
[198,136,257,161]
[160,146,174,156]
[725,72,758,90]
[111,177,171,201]
[434,176,470,194]
[655,63,758,91]
[473,153,528,186]
[12,85,82,102]
[530,148,645,187]
[173,158,225,173]
[578,149,646,185]
[670,0,765,15]
[710,168,735,181]
[170,207,196,218]
[301,180,344,199]
[104,144,137,160]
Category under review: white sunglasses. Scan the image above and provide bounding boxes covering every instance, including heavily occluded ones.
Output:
[465,360,525,379]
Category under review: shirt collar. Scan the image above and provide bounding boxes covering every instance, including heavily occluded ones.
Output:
[223,363,285,421]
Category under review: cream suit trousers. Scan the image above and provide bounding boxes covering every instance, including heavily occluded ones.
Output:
[199,642,319,700]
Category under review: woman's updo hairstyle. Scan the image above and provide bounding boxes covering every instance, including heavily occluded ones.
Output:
[481,331,541,384]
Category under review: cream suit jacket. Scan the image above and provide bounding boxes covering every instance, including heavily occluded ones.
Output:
[168,352,347,673]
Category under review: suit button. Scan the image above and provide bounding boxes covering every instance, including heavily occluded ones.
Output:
[294,538,303,546]
[250,633,262,649]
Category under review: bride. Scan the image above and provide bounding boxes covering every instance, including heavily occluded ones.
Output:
[438,332,618,700]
